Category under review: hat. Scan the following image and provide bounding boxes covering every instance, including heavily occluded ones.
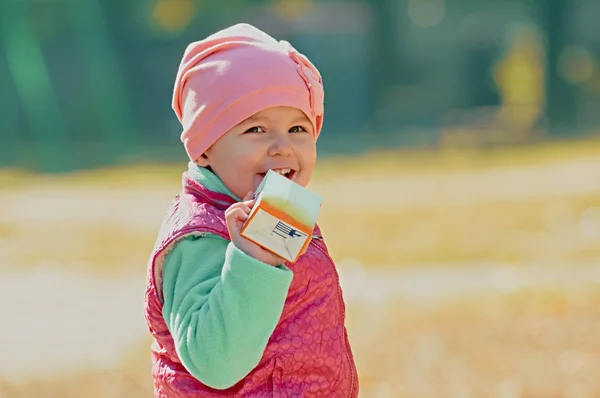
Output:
[172,23,324,161]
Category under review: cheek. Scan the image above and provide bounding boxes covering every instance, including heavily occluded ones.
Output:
[216,140,257,166]
[299,140,317,166]
[232,147,263,171]
[297,140,317,183]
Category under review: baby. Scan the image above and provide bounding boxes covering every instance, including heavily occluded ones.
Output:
[144,23,359,397]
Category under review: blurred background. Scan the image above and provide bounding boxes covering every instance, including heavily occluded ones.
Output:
[1,0,600,397]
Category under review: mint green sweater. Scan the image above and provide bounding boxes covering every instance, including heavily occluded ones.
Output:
[161,164,294,389]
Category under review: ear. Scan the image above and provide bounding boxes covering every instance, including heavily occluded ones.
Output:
[194,153,210,167]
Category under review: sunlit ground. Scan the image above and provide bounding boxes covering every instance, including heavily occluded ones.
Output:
[1,137,600,397]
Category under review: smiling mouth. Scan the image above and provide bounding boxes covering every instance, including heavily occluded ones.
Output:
[258,168,296,180]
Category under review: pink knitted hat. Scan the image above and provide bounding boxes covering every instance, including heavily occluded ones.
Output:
[172,23,325,162]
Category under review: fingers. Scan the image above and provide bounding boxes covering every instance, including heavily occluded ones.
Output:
[226,193,290,267]
[228,207,249,222]
[271,254,287,266]
[237,207,250,221]
[225,200,254,217]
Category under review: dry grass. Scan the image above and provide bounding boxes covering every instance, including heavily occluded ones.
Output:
[2,137,600,397]
[318,194,600,267]
[0,339,154,398]
[350,286,600,397]
[2,138,599,272]
[312,136,600,178]
[3,193,599,273]
[3,286,600,397]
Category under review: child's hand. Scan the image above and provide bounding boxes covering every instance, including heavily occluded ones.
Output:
[225,191,288,266]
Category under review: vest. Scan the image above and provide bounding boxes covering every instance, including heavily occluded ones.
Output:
[144,172,359,397]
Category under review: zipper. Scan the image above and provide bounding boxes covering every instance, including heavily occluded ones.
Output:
[310,238,357,397]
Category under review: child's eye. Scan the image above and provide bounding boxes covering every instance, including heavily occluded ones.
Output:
[289,126,308,133]
[245,126,265,133]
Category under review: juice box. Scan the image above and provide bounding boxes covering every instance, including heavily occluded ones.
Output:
[240,170,322,262]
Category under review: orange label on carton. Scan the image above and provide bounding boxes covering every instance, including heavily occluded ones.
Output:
[240,199,313,263]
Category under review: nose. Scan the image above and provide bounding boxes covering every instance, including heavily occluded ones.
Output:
[268,132,293,157]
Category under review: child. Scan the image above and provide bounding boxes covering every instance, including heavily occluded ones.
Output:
[144,23,359,397]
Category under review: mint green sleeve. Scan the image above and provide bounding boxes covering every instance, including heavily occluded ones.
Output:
[161,234,293,390]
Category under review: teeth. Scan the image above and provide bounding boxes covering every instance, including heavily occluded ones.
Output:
[273,168,291,176]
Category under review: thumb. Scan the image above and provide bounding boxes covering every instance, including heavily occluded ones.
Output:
[243,191,254,201]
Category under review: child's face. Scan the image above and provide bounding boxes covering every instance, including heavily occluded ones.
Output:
[197,106,317,199]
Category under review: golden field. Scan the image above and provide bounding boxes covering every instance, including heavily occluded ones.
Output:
[1,137,600,397]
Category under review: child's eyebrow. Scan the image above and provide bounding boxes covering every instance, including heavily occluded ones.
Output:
[242,115,265,124]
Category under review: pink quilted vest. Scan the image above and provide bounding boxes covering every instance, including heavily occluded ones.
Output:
[144,172,359,397]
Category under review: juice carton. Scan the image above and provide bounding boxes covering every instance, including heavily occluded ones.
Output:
[240,170,322,262]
